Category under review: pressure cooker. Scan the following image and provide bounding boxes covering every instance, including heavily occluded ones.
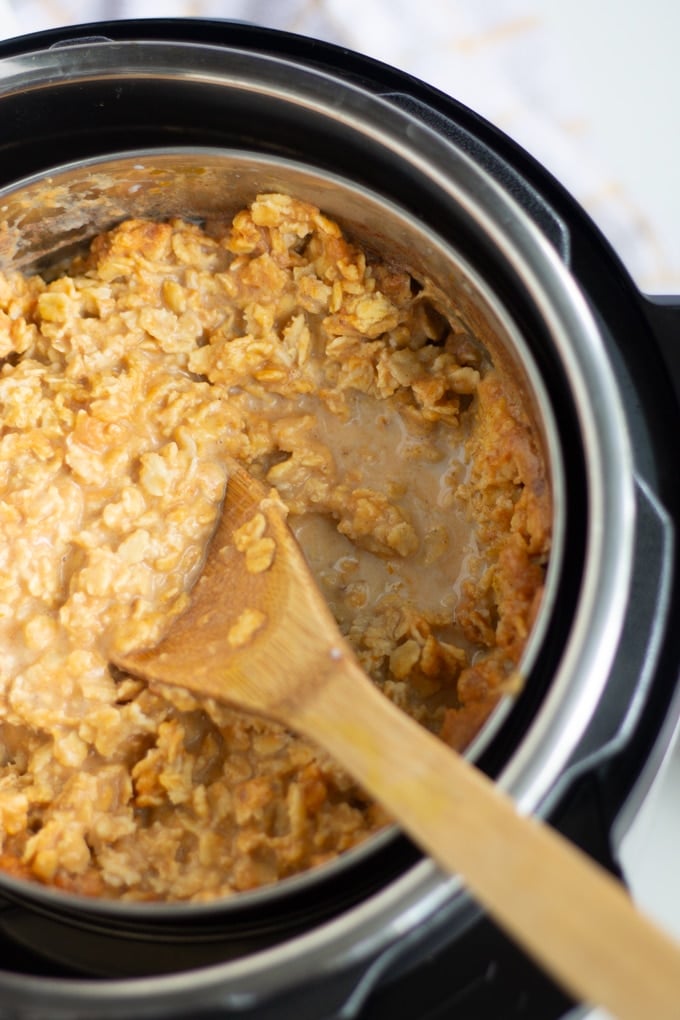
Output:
[0,18,677,1020]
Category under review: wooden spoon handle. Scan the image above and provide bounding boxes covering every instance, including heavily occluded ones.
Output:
[291,653,680,1020]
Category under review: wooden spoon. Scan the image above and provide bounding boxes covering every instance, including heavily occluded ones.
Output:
[113,464,680,1020]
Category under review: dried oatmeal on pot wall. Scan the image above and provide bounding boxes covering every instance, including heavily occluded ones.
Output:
[0,193,550,901]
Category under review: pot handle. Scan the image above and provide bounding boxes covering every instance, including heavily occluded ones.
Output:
[640,295,680,407]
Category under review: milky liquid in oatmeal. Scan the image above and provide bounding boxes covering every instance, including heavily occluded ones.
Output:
[289,392,476,635]
[0,193,550,901]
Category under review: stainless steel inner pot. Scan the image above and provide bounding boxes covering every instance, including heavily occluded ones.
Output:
[0,144,565,908]
[0,28,637,1015]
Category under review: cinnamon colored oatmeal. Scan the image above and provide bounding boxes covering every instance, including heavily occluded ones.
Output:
[0,194,550,901]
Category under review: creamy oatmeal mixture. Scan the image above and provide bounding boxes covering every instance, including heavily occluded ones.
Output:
[0,194,550,901]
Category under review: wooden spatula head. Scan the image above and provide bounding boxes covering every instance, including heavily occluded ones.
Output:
[113,464,352,722]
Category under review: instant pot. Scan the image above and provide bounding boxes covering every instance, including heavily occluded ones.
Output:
[0,18,678,1020]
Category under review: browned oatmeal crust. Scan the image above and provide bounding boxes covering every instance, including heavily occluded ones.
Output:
[0,194,550,901]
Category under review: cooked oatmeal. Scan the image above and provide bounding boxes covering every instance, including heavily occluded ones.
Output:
[0,194,550,901]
